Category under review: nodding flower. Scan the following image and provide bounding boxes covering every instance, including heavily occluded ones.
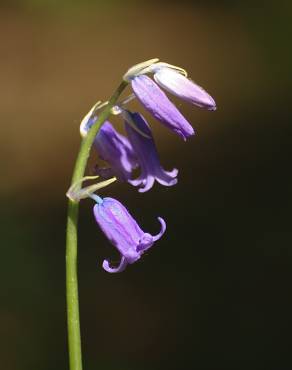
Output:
[131,74,195,140]
[125,111,178,193]
[81,114,138,182]
[93,196,166,273]
[93,121,139,182]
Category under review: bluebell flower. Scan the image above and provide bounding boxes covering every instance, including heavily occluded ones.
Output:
[81,114,138,182]
[93,122,139,182]
[124,59,216,139]
[93,196,166,273]
[131,74,195,140]
[152,67,217,111]
[125,111,178,193]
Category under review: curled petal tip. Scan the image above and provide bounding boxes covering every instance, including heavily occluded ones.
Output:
[136,176,155,193]
[169,168,179,177]
[102,256,128,273]
[153,217,166,241]
[160,178,178,187]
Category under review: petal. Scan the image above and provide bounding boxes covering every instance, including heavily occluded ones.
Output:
[102,256,128,273]
[153,217,166,242]
[131,75,194,139]
[137,175,155,193]
[94,198,165,272]
[128,177,144,187]
[154,68,216,111]
[154,166,178,187]
[94,122,138,181]
[155,173,178,187]
[94,200,143,258]
[125,112,178,192]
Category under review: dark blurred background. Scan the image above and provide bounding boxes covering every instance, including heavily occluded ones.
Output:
[1,1,292,369]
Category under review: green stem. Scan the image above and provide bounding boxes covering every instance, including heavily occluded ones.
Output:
[65,80,128,370]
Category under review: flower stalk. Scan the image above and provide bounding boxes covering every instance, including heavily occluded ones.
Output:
[65,80,128,370]
[65,57,216,369]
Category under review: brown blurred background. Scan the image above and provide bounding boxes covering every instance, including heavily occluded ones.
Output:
[1,1,292,369]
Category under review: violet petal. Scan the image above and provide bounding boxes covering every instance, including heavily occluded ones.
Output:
[153,217,166,241]
[154,67,216,111]
[94,122,138,182]
[102,256,128,273]
[125,111,178,192]
[131,75,194,140]
[93,197,166,273]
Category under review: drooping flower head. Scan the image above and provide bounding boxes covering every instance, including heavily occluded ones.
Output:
[93,196,166,273]
[124,110,178,193]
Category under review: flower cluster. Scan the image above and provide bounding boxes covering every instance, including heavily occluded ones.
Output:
[78,59,216,273]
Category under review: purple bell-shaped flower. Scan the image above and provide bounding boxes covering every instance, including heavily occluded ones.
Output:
[125,111,178,193]
[131,74,195,140]
[93,196,166,273]
[153,67,216,111]
[93,121,138,182]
